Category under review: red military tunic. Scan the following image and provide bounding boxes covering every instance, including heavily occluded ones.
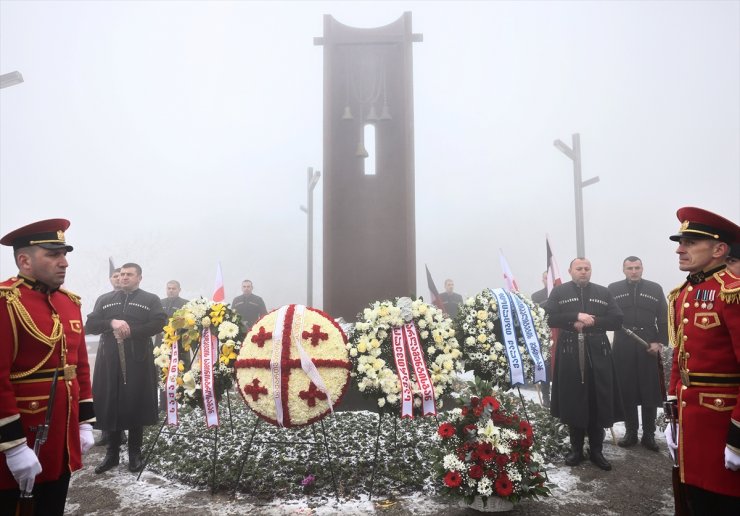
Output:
[0,275,95,490]
[668,268,740,497]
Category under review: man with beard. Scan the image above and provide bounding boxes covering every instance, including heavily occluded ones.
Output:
[85,263,166,474]
[608,257,667,452]
[0,219,95,515]
[664,207,740,514]
[545,258,624,471]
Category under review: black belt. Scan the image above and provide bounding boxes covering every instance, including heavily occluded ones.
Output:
[688,373,740,386]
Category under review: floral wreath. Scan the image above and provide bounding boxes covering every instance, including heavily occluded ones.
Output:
[434,378,551,505]
[455,289,551,389]
[234,305,351,428]
[154,297,245,409]
[349,297,464,415]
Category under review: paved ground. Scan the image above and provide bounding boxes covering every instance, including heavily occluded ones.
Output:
[65,426,674,515]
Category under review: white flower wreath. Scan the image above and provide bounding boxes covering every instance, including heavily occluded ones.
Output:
[153,297,245,408]
[349,297,465,413]
[455,289,552,389]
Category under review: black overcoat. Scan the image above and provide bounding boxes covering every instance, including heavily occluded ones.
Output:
[85,288,167,430]
[544,281,625,428]
[607,278,667,408]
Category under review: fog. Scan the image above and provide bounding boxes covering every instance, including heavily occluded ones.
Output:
[1,1,738,316]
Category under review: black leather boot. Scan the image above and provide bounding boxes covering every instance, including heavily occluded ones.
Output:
[589,449,612,471]
[95,432,120,474]
[619,406,639,447]
[641,406,659,451]
[128,426,144,472]
[95,429,110,447]
[565,427,585,466]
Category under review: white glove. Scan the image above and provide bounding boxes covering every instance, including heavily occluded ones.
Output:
[664,424,679,460]
[79,423,94,454]
[725,446,740,471]
[4,444,42,493]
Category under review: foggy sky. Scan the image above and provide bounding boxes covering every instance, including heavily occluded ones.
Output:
[1,1,738,316]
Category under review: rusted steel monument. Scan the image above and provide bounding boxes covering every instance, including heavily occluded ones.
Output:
[316,12,422,322]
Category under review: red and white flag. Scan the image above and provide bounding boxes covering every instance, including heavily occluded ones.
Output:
[499,249,519,292]
[545,235,562,295]
[212,262,225,302]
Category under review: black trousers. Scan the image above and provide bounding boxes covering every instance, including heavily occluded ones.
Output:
[686,484,740,516]
[0,471,70,516]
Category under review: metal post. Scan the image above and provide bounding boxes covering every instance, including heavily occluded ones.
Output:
[554,133,599,257]
[301,168,321,306]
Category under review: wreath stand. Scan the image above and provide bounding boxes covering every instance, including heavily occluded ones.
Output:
[367,411,439,500]
[136,388,237,494]
[231,415,340,502]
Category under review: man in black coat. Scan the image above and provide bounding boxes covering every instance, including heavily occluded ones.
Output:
[545,258,624,471]
[608,256,667,452]
[85,262,167,474]
[439,279,464,318]
[231,279,267,332]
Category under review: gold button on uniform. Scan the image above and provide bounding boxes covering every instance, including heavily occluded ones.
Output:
[682,385,688,390]
[683,318,689,324]
[681,401,687,407]
[685,352,690,359]
[683,335,688,341]
[713,398,724,408]
[684,302,690,308]
[687,286,694,292]
[29,401,39,410]
[701,317,708,324]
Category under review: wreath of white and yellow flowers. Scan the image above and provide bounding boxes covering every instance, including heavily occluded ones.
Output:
[349,297,465,413]
[153,297,245,409]
[455,289,552,389]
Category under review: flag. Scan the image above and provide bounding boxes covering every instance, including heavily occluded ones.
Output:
[499,249,519,292]
[212,262,225,302]
[108,257,116,276]
[425,265,446,313]
[545,235,562,295]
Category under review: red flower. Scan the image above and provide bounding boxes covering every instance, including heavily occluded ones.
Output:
[470,396,480,407]
[469,464,484,479]
[461,406,469,416]
[464,424,477,434]
[510,452,520,463]
[481,396,500,411]
[438,422,456,439]
[496,454,509,467]
[495,474,514,496]
[519,420,534,440]
[473,405,484,417]
[477,442,495,462]
[444,471,463,488]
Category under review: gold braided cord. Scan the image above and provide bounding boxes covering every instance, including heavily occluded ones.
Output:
[4,290,63,379]
[667,284,684,349]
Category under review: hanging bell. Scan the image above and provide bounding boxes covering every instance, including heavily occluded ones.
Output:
[379,103,392,120]
[356,140,369,158]
[342,106,353,120]
[366,105,378,121]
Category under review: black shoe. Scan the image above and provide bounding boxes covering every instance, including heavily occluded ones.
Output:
[128,451,144,472]
[641,435,660,452]
[565,449,585,466]
[589,450,612,471]
[120,430,128,445]
[618,432,638,448]
[95,453,119,474]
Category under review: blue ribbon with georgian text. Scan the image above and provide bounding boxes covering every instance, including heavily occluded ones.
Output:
[509,293,547,383]
[491,288,525,386]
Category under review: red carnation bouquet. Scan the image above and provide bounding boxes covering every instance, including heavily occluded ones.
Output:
[433,378,551,507]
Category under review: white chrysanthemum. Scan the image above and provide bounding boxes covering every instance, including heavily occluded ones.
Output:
[477,476,493,496]
[506,463,522,483]
[217,321,239,340]
[443,454,466,472]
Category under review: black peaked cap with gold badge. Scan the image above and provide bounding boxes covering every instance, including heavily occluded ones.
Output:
[0,218,74,252]
[669,207,740,244]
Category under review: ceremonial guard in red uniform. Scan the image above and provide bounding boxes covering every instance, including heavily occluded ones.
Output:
[665,207,740,515]
[0,219,95,515]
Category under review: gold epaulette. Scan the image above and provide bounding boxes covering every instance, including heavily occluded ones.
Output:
[0,278,23,299]
[59,288,81,306]
[667,284,683,305]
[715,270,740,304]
